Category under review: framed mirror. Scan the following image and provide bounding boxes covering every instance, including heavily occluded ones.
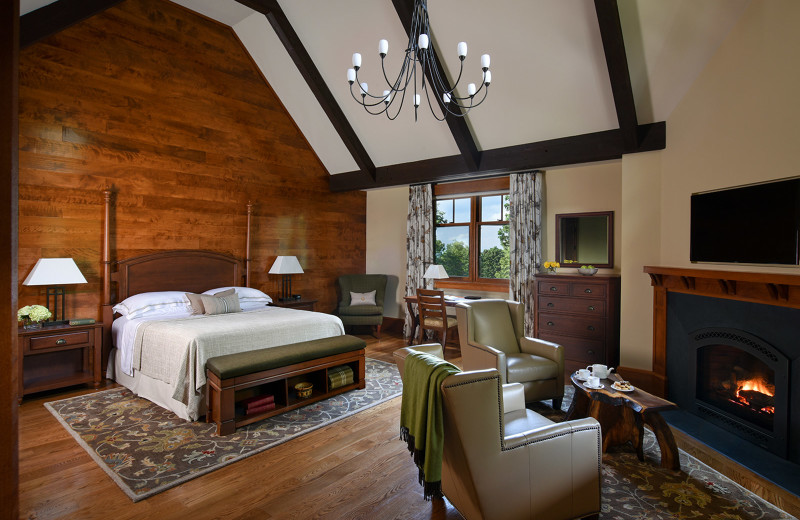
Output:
[555,211,614,268]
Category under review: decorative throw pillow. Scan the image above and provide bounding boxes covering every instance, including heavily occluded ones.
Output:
[200,291,241,315]
[186,288,234,315]
[350,290,376,306]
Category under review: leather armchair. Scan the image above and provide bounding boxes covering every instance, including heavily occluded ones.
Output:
[456,299,565,408]
[337,274,387,337]
[393,346,602,520]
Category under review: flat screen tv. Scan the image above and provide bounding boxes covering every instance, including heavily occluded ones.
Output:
[690,178,800,265]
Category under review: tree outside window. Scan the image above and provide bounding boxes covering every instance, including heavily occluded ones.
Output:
[435,193,509,283]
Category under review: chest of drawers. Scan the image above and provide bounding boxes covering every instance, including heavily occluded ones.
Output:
[533,273,620,378]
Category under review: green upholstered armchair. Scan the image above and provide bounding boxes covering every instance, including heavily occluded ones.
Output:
[337,274,388,338]
[456,299,565,409]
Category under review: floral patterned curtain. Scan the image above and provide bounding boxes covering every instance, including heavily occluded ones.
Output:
[508,171,543,336]
[404,184,434,337]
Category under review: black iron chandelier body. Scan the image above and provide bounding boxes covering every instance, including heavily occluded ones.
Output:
[346,0,491,121]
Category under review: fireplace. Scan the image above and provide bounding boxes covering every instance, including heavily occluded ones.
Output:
[644,266,800,494]
[688,328,789,458]
[665,292,800,466]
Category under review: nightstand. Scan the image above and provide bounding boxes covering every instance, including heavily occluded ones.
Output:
[271,298,318,311]
[18,322,103,400]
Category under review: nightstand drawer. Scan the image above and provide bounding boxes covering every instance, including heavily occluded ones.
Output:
[29,330,91,351]
[538,281,571,295]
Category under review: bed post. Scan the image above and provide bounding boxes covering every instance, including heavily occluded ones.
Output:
[245,201,252,288]
[102,188,113,368]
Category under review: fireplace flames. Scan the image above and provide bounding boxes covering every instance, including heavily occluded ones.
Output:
[731,378,775,415]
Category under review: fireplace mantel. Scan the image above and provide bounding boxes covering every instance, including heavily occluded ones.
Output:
[644,266,800,396]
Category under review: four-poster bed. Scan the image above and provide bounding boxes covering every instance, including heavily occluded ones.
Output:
[99,189,346,421]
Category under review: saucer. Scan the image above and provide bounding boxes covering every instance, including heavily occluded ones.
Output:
[574,372,589,381]
[583,383,604,390]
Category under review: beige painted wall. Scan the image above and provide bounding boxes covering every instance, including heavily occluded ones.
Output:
[543,162,623,273]
[619,0,800,370]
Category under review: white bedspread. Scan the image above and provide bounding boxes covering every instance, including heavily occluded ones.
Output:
[113,307,344,420]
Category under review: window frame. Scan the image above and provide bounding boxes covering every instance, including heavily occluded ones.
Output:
[432,177,510,291]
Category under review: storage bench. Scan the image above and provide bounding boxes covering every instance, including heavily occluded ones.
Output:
[205,334,366,435]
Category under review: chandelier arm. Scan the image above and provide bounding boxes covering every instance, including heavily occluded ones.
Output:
[350,83,395,109]
[421,80,448,121]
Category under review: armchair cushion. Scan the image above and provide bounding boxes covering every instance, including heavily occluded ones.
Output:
[338,304,383,316]
[471,300,519,354]
[506,353,559,384]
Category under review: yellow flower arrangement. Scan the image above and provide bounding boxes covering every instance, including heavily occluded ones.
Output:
[543,261,560,273]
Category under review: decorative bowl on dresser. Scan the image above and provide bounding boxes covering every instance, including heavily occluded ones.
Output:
[17,322,103,401]
[533,273,620,379]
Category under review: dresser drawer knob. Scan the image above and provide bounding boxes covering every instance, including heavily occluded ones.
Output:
[547,321,555,326]
[56,339,67,345]
[584,288,592,294]
[550,286,558,292]
[588,305,595,311]
[547,302,555,307]
[587,325,595,331]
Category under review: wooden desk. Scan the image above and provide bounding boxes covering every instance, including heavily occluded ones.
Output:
[403,295,471,343]
[565,372,680,470]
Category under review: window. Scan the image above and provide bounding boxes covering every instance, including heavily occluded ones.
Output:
[433,178,510,288]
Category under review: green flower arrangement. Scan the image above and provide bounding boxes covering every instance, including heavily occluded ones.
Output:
[18,304,52,324]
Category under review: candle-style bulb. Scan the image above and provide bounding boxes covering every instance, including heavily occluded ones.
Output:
[347,68,356,84]
[483,70,492,86]
[418,34,429,50]
[457,42,467,58]
[352,53,362,69]
[379,39,388,57]
[481,54,490,70]
[360,82,368,96]
[414,94,421,107]
[467,83,476,96]
[442,92,451,104]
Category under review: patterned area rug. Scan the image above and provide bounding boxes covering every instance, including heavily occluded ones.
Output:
[529,388,795,520]
[45,358,402,502]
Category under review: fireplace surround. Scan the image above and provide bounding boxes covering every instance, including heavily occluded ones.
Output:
[645,266,800,493]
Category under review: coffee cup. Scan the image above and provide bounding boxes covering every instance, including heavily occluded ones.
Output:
[586,375,601,388]
[576,368,591,380]
[588,364,614,379]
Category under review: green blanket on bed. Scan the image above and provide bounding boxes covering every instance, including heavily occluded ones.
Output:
[399,351,461,500]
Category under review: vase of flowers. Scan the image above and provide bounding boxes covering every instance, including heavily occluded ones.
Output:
[18,305,52,330]
[543,261,560,274]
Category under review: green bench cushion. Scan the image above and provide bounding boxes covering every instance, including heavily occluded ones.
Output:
[206,334,366,379]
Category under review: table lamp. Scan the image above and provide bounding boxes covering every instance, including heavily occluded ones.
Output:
[23,258,88,325]
[423,264,449,288]
[269,256,304,301]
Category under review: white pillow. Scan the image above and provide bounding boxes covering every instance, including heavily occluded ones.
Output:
[202,287,273,307]
[350,290,376,306]
[113,291,191,319]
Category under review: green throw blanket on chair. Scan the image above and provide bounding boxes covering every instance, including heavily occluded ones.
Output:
[399,351,461,500]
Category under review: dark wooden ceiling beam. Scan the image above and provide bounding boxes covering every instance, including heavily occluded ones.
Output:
[391,0,481,172]
[594,0,639,152]
[234,0,376,183]
[330,121,665,191]
[20,0,125,49]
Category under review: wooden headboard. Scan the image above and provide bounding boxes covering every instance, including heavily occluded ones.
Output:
[100,188,253,360]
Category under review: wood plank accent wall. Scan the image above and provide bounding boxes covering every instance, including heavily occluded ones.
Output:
[17,0,366,319]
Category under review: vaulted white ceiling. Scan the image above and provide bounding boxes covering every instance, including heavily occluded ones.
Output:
[20,0,751,182]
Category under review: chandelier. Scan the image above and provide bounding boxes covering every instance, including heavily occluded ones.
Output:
[346,0,491,121]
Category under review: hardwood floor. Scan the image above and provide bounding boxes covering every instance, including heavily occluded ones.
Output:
[18,333,465,520]
[17,330,798,519]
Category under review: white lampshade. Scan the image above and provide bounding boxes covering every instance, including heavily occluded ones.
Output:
[423,264,449,280]
[23,258,87,286]
[269,256,304,275]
